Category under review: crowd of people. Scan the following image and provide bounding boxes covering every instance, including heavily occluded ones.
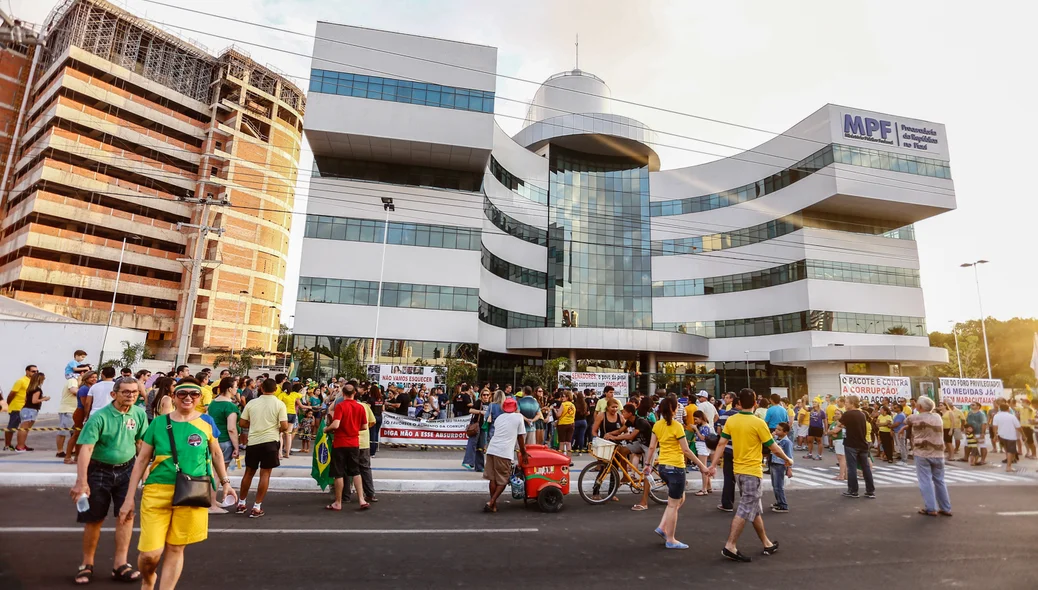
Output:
[3,357,1037,576]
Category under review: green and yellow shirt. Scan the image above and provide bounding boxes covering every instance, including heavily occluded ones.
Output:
[143,414,218,486]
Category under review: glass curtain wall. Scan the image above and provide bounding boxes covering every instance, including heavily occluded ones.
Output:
[547,146,652,329]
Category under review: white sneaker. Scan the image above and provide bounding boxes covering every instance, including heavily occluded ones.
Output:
[898,461,907,466]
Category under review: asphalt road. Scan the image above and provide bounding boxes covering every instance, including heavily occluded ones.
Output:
[0,485,1036,589]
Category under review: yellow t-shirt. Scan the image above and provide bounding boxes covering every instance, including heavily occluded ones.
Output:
[826,404,837,423]
[1019,405,1036,425]
[951,409,966,429]
[877,415,893,433]
[865,420,872,443]
[786,406,794,420]
[903,405,913,416]
[595,397,611,413]
[721,412,774,479]
[797,408,810,426]
[941,412,951,429]
[281,392,303,415]
[60,377,80,414]
[8,376,29,412]
[557,401,575,426]
[195,385,213,412]
[358,402,377,450]
[652,418,687,468]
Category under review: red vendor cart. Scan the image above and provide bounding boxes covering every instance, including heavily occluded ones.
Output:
[516,445,570,513]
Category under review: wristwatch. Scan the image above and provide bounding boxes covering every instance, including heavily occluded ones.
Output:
[220,477,231,485]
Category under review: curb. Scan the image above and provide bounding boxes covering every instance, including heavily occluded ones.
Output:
[0,472,489,493]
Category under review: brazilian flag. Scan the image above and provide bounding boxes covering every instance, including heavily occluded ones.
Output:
[311,429,334,491]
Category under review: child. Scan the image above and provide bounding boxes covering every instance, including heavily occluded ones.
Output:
[771,422,794,512]
[417,401,437,421]
[299,410,315,454]
[691,411,713,496]
[964,424,979,465]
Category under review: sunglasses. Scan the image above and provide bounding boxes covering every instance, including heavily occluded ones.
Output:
[175,391,202,399]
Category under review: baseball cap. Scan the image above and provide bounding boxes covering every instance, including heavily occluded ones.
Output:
[502,398,518,413]
[697,391,708,398]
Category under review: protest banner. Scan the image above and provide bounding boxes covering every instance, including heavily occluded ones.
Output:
[838,374,911,403]
[938,377,1006,406]
[367,364,445,389]
[558,372,630,399]
[379,413,469,447]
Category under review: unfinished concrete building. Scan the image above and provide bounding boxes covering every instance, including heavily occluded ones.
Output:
[0,0,304,364]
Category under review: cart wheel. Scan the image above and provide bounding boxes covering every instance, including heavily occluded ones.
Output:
[537,486,564,513]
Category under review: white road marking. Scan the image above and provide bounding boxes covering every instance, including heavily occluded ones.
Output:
[0,527,539,534]
[996,511,1038,516]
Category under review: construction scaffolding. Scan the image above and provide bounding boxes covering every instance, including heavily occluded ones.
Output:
[41,0,216,103]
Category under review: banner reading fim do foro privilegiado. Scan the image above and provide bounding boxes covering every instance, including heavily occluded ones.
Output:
[839,374,912,404]
[938,378,1005,406]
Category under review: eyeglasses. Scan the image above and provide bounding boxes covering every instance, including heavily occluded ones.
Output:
[175,391,202,399]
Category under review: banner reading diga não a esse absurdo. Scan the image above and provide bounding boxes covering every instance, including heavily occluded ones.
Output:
[379,413,470,446]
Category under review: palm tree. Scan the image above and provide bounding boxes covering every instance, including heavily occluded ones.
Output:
[884,325,910,335]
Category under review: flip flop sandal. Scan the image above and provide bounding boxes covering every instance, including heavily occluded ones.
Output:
[631,504,648,511]
[694,490,709,496]
[111,563,140,582]
[74,564,93,585]
[324,504,341,511]
[938,511,953,517]
[917,509,938,516]
[483,503,492,513]
[358,503,371,510]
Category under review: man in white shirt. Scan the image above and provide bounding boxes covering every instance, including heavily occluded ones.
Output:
[991,402,1023,473]
[483,397,529,513]
[86,367,117,416]
[696,392,718,426]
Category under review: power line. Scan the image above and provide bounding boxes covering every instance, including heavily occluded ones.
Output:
[126,6,958,198]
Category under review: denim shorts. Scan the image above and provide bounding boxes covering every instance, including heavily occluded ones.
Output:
[658,465,686,500]
[19,408,39,422]
[58,413,74,429]
[78,459,134,524]
[219,440,235,465]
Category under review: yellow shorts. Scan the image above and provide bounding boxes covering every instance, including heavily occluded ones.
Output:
[137,484,209,553]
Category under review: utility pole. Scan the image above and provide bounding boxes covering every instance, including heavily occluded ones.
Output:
[174,195,228,366]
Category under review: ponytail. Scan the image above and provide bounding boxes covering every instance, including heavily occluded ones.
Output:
[660,397,675,426]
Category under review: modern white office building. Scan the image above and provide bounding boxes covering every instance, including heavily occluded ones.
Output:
[293,22,954,397]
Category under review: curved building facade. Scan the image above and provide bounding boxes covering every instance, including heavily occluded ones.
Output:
[295,23,953,396]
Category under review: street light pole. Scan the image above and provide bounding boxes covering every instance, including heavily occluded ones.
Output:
[230,289,248,361]
[952,324,963,378]
[371,198,395,365]
[99,236,140,366]
[961,260,992,379]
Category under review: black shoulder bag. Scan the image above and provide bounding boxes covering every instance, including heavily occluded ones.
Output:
[166,415,213,507]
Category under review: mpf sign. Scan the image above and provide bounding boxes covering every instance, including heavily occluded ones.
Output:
[843,114,894,146]
[837,109,945,156]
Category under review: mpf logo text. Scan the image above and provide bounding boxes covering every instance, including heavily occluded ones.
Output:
[843,114,892,142]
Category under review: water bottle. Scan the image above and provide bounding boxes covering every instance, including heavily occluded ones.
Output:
[76,493,90,512]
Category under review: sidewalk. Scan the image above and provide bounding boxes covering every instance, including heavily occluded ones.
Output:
[3,415,1035,493]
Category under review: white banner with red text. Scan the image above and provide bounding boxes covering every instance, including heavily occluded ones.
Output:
[938,378,1006,406]
[838,374,912,403]
[557,372,630,398]
[379,413,470,447]
[367,364,445,390]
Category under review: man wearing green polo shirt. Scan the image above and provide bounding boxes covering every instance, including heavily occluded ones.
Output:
[70,376,148,584]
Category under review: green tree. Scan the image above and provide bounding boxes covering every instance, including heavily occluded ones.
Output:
[335,341,368,381]
[435,358,477,390]
[929,318,1038,386]
[885,325,910,335]
[212,347,265,375]
[100,340,147,370]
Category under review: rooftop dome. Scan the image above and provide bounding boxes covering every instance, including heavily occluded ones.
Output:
[523,69,612,126]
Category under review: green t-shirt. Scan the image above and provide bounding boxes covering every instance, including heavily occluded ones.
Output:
[77,404,148,466]
[142,414,217,486]
[207,399,239,444]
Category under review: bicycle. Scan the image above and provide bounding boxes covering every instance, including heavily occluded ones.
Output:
[577,438,668,505]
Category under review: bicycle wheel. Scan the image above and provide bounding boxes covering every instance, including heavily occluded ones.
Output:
[646,466,669,505]
[577,460,620,505]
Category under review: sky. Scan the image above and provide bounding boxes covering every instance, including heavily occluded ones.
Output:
[12,0,1036,332]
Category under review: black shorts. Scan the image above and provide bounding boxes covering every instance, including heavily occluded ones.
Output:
[943,429,952,444]
[77,460,134,524]
[808,426,824,438]
[1000,438,1018,455]
[245,440,281,470]
[330,446,361,478]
